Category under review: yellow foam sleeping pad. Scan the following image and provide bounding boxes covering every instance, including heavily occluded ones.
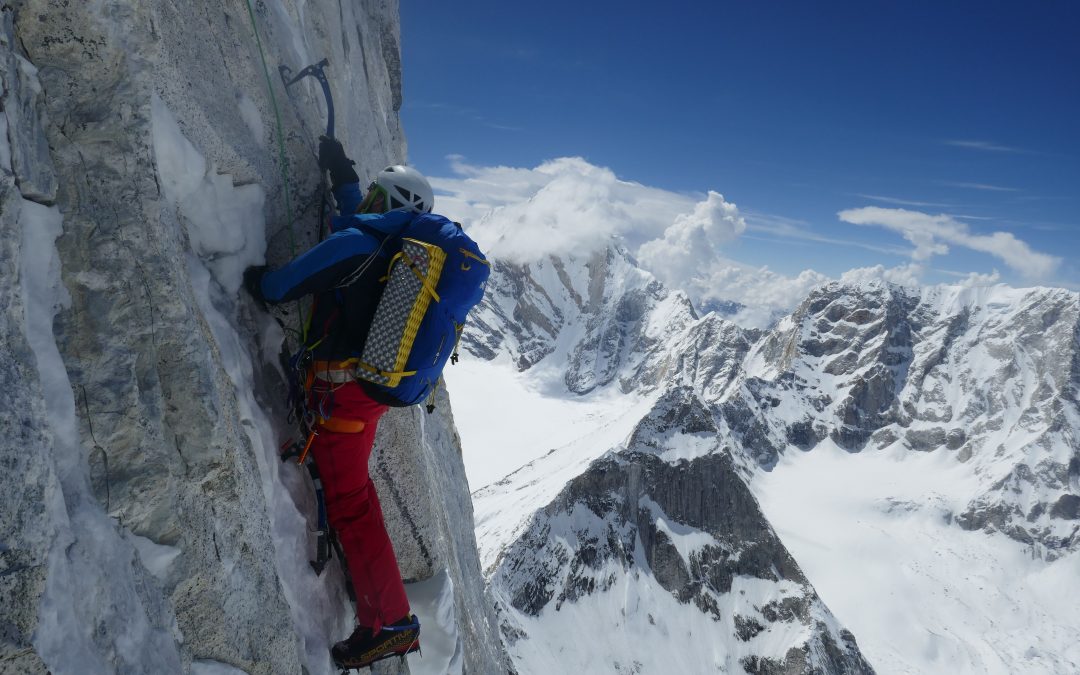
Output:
[354,238,447,388]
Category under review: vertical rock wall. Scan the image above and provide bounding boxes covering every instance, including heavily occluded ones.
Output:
[0,9,60,673]
[1,1,506,673]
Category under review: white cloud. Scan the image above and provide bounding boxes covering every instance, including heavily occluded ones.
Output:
[939,181,1019,193]
[943,140,1023,153]
[838,206,1060,279]
[637,191,746,294]
[958,270,1002,287]
[694,264,830,329]
[430,156,698,261]
[743,210,911,256]
[937,268,1002,287]
[435,157,783,319]
[428,157,1040,331]
[840,263,924,288]
[854,194,957,208]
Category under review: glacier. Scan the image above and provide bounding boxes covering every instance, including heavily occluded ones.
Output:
[449,245,1080,674]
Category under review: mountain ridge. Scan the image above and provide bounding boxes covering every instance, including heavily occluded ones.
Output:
[463,242,1080,673]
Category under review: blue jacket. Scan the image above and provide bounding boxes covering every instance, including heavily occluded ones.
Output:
[260,184,415,303]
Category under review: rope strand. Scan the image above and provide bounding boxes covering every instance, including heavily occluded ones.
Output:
[243,0,308,342]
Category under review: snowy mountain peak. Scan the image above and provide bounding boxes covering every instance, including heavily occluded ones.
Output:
[465,244,699,394]
[490,392,874,674]
[464,247,1079,673]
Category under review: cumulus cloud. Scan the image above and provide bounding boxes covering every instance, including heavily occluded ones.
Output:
[428,157,1032,331]
[958,270,1002,287]
[433,157,777,317]
[840,263,924,288]
[637,191,746,293]
[694,264,831,329]
[431,156,698,261]
[938,268,1003,287]
[838,206,1061,279]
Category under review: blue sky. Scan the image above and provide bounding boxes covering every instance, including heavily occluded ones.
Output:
[400,1,1079,292]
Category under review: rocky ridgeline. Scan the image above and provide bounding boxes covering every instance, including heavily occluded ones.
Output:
[491,387,874,673]
[1,2,506,673]
[719,282,1080,556]
[470,248,1078,670]
[465,246,699,393]
[476,258,1079,555]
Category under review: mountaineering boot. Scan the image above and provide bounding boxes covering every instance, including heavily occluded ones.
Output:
[331,614,421,669]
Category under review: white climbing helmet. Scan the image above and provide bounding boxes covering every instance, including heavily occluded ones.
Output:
[359,165,434,214]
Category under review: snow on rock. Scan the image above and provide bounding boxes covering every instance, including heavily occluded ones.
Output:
[455,217,1080,673]
[1,11,69,673]
[404,569,462,675]
[460,238,1078,673]
[756,439,1080,674]
[726,281,1080,556]
[464,245,700,395]
[489,401,873,673]
[2,1,507,673]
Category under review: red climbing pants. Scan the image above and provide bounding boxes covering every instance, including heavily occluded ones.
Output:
[308,379,410,632]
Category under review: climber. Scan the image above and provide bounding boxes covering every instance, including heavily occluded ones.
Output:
[243,137,476,670]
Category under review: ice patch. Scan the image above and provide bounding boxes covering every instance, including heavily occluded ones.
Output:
[191,660,250,675]
[151,93,266,294]
[21,199,184,673]
[0,112,11,171]
[14,51,42,94]
[405,569,462,675]
[186,256,351,673]
[237,93,265,147]
[127,533,182,582]
[640,496,717,563]
[159,84,352,671]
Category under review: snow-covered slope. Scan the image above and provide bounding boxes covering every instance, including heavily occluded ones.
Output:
[1,3,507,674]
[490,388,873,674]
[726,281,1080,558]
[456,248,876,672]
[466,246,699,394]
[453,244,1080,674]
[756,438,1080,674]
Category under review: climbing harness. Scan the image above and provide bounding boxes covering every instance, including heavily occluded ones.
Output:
[241,2,349,589]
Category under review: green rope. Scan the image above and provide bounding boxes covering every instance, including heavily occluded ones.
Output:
[243,0,308,342]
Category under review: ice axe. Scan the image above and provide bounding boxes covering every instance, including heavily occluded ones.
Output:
[279,58,336,138]
[279,57,337,240]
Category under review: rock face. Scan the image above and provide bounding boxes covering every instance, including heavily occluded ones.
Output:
[490,388,874,674]
[466,246,700,394]
[470,249,1078,672]
[1,2,507,674]
[725,282,1080,556]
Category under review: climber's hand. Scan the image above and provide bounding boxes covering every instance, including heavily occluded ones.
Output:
[318,136,359,188]
[243,265,269,308]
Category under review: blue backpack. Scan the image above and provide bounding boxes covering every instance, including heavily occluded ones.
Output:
[352,213,489,407]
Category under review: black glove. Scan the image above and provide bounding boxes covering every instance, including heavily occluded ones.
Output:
[318,135,359,188]
[243,265,268,307]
